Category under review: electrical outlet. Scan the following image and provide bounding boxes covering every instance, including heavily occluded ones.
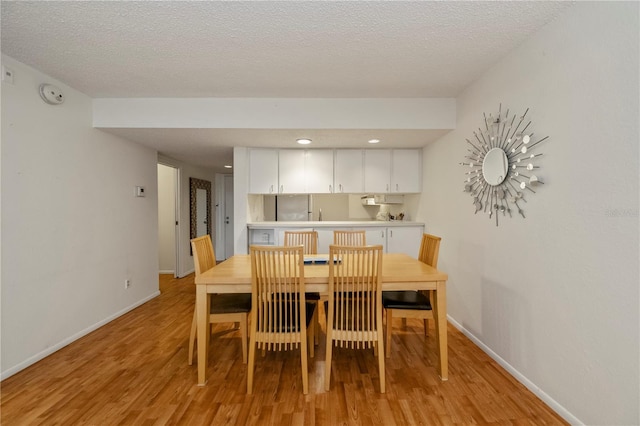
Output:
[2,66,14,84]
[125,279,131,289]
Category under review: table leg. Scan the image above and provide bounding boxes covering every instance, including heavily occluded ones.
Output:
[197,286,209,385]
[432,280,448,380]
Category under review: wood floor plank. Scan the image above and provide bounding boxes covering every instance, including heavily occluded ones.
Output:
[1,273,568,425]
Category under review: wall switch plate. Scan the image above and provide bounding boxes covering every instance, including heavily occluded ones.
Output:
[125,279,131,289]
[135,186,145,197]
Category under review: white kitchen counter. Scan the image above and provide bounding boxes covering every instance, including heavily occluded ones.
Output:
[247,221,424,229]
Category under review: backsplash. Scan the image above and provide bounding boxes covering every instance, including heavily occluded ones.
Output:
[249,193,419,222]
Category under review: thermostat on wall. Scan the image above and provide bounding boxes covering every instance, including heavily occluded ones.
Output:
[135,186,146,197]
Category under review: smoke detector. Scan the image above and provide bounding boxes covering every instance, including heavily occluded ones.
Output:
[39,83,64,105]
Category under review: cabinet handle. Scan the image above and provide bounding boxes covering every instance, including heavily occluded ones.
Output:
[280,185,283,193]
[390,230,393,238]
[270,185,274,193]
[386,184,389,192]
[381,230,384,238]
[329,184,333,193]
[396,183,399,192]
[339,184,343,192]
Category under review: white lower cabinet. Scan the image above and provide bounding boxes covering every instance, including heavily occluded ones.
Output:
[362,227,387,251]
[249,224,424,256]
[315,227,351,253]
[386,226,424,257]
[322,225,424,256]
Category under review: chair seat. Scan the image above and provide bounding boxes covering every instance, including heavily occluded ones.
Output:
[211,293,252,314]
[382,291,432,310]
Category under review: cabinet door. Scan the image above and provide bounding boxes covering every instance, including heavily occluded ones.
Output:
[362,227,387,252]
[387,226,424,257]
[315,228,336,254]
[334,149,364,193]
[249,149,278,194]
[306,150,334,194]
[278,150,306,194]
[391,149,422,193]
[364,150,391,193]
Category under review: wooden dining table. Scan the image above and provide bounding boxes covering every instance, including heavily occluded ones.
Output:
[194,252,449,386]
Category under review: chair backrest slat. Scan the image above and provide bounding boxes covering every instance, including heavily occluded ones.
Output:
[191,235,216,276]
[333,230,366,246]
[418,234,441,268]
[250,245,307,351]
[283,230,318,254]
[327,244,382,349]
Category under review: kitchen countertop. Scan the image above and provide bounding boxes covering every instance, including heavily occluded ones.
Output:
[247,221,424,228]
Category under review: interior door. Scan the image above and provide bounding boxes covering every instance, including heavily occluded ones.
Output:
[224,175,234,259]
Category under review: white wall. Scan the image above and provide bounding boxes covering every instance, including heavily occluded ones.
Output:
[157,155,217,276]
[157,164,176,273]
[1,55,160,378]
[417,3,638,425]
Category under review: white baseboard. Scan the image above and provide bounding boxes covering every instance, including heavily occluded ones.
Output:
[158,269,175,275]
[447,315,582,425]
[0,291,161,381]
[177,268,194,278]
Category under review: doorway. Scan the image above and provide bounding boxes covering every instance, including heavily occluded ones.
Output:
[157,163,180,277]
[224,175,234,258]
[215,173,234,260]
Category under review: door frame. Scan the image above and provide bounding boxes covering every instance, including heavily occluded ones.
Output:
[158,161,182,278]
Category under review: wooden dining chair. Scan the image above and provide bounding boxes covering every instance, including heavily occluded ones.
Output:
[283,230,318,254]
[333,230,366,246]
[382,233,441,358]
[188,235,251,365]
[325,244,386,393]
[283,230,321,344]
[247,245,317,395]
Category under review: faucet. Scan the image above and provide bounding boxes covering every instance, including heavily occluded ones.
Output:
[318,208,322,221]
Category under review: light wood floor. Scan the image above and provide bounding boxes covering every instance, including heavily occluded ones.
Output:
[1,274,567,425]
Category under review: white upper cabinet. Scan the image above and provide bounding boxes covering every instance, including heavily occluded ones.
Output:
[364,150,392,193]
[249,148,279,194]
[363,149,422,194]
[305,149,335,194]
[249,148,421,194]
[278,149,306,193]
[391,149,422,193]
[334,149,364,193]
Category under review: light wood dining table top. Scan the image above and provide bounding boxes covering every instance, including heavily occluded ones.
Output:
[195,253,448,291]
[194,252,449,385]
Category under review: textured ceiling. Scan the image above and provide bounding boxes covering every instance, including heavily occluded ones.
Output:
[1,1,572,170]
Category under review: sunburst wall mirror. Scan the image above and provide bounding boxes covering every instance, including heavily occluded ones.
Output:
[460,105,548,226]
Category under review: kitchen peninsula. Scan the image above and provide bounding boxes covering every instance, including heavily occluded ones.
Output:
[248,220,425,256]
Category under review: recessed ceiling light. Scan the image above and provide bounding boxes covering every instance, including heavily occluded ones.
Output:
[224,165,232,169]
[297,138,312,145]
[368,139,381,144]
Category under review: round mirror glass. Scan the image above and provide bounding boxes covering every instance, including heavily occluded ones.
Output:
[482,148,508,186]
